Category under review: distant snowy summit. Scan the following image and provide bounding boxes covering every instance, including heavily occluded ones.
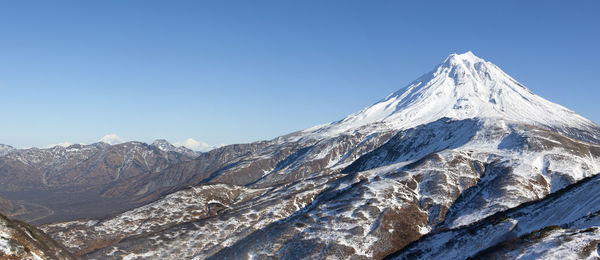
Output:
[305,51,598,141]
[173,138,220,152]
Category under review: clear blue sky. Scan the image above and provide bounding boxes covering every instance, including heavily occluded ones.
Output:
[1,1,599,148]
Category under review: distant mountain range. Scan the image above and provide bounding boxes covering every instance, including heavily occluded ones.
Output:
[0,139,198,224]
[2,52,599,259]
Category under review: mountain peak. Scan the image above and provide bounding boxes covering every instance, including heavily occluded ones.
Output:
[305,52,597,138]
[436,51,499,85]
[151,139,176,151]
[443,51,480,65]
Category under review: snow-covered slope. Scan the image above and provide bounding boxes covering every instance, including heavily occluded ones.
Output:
[0,213,77,259]
[0,144,14,157]
[206,120,600,259]
[305,52,599,142]
[389,173,600,260]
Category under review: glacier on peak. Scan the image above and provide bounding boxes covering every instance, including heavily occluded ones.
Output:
[305,51,598,140]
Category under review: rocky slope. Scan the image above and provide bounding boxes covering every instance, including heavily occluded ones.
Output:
[204,119,600,259]
[0,213,78,259]
[388,173,600,259]
[99,129,395,203]
[38,52,600,259]
[0,140,198,224]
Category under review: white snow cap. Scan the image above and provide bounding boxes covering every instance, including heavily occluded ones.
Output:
[307,51,597,136]
[99,134,125,145]
[174,138,217,152]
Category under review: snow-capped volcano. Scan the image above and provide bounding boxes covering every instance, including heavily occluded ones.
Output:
[308,51,598,139]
